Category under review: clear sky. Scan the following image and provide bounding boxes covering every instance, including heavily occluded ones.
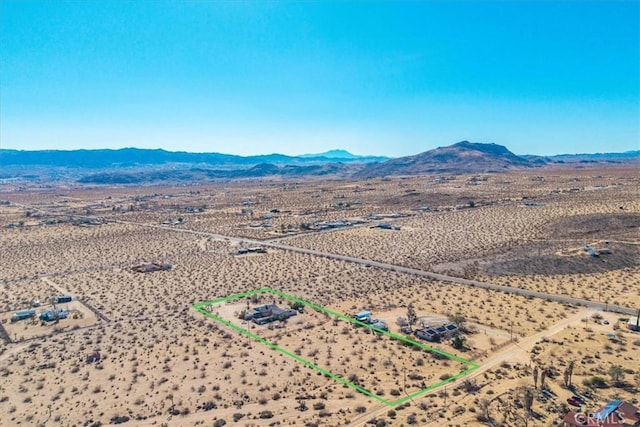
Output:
[1,1,638,157]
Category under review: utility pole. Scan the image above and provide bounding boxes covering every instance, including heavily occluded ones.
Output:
[444,385,447,407]
[403,365,407,396]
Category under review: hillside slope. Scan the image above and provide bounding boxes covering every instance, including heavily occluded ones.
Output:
[356,141,540,177]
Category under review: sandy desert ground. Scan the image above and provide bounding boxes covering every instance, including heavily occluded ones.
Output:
[0,165,638,426]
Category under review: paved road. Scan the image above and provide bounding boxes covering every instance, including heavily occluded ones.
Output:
[118,220,637,316]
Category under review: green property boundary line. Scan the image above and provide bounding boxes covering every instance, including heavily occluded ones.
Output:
[192,287,480,408]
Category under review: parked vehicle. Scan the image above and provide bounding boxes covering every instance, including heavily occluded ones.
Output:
[572,395,587,404]
[567,397,582,407]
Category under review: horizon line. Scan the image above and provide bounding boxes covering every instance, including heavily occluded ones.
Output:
[1,144,638,159]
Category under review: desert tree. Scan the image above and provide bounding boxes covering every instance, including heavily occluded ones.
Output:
[452,335,466,350]
[517,392,534,427]
[447,313,467,332]
[406,304,417,327]
[532,366,539,389]
[461,378,480,393]
[478,398,492,424]
[497,399,514,425]
[563,360,575,388]
[608,365,625,387]
[540,367,548,390]
[523,387,534,416]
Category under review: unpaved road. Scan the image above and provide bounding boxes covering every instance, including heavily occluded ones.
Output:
[347,308,592,426]
[118,220,637,316]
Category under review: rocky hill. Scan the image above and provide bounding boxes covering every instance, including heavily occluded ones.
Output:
[355,141,541,177]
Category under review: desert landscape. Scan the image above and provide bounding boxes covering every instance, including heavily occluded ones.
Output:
[1,164,639,427]
[3,1,638,425]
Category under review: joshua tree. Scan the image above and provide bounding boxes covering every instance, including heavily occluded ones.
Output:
[564,360,575,388]
[452,335,466,350]
[608,364,625,387]
[523,387,534,415]
[448,313,467,332]
[540,367,548,389]
[296,399,308,411]
[533,366,539,389]
[406,304,417,327]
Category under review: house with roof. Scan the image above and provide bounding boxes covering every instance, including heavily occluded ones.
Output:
[415,322,459,342]
[563,400,640,426]
[244,304,297,325]
[415,327,441,342]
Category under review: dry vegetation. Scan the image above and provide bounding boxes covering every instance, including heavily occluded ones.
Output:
[0,165,638,426]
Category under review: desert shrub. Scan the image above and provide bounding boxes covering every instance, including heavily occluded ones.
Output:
[584,376,608,388]
[259,410,273,419]
[110,415,130,424]
[454,406,466,415]
[199,401,216,411]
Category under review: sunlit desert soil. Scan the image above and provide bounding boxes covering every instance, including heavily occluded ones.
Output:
[0,166,638,426]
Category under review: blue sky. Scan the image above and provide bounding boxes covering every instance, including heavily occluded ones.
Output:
[1,1,638,156]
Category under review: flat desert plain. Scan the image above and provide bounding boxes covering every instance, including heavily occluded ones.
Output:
[0,165,638,427]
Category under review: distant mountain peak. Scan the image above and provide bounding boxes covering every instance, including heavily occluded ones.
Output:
[356,141,535,177]
[451,141,515,156]
[299,149,359,159]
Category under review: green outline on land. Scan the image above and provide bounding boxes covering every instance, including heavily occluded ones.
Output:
[193,287,480,407]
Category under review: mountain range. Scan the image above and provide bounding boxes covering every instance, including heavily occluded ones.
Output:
[0,143,637,184]
[0,147,386,169]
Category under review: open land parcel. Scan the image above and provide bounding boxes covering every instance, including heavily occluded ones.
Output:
[0,166,639,426]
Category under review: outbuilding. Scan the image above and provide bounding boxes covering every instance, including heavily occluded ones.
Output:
[354,311,372,322]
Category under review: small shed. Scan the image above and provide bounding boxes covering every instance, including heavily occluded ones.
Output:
[54,295,73,304]
[354,311,372,322]
[40,310,69,322]
[370,320,388,331]
[11,309,36,323]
